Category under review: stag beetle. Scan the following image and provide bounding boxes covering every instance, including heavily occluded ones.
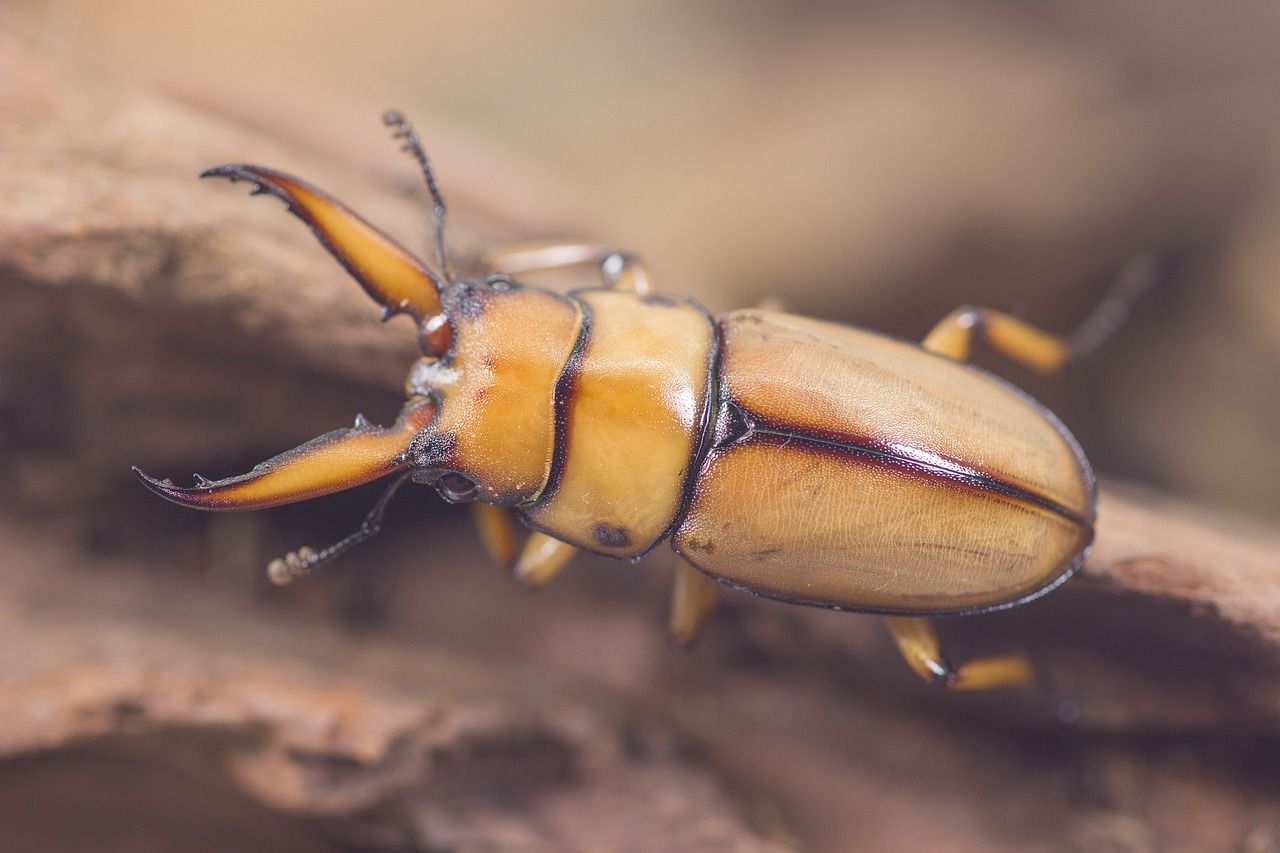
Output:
[136,112,1153,689]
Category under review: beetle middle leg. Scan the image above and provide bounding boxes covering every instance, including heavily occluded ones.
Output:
[484,242,653,294]
[922,255,1158,373]
[512,532,577,587]
[669,558,719,647]
[885,616,1034,690]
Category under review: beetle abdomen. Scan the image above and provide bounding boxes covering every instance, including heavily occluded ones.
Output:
[672,310,1095,615]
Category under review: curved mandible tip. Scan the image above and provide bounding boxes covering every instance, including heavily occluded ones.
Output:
[202,164,449,352]
[133,397,436,511]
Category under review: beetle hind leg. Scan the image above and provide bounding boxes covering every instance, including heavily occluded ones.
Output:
[885,616,1034,690]
[923,307,1069,374]
[922,255,1158,373]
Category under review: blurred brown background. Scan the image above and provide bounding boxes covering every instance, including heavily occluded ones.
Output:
[12,0,1280,508]
[2,2,1280,851]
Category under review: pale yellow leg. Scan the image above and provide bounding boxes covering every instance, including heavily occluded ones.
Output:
[513,532,578,587]
[923,306,1070,375]
[484,242,652,294]
[669,559,719,647]
[471,503,521,570]
[886,616,1033,690]
[922,256,1158,374]
[916,306,1050,687]
[473,503,576,587]
[913,265,1159,685]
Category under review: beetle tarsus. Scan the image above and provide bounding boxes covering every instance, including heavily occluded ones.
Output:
[885,616,1035,690]
[1065,254,1160,362]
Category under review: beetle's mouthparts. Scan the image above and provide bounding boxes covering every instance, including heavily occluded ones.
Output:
[132,398,436,510]
[201,164,451,355]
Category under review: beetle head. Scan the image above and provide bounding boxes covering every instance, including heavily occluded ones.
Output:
[133,114,561,517]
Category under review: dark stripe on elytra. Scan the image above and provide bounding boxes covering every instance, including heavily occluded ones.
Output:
[714,311,1099,522]
[529,296,593,506]
[745,422,1094,529]
[645,298,722,558]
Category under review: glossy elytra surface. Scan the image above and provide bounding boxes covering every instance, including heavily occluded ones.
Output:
[671,310,1095,615]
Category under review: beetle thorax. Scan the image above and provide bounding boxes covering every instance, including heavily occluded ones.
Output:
[401,280,585,507]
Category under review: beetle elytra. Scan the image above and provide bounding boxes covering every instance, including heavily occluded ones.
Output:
[135,112,1153,690]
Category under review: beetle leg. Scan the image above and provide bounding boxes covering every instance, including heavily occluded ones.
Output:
[922,255,1158,373]
[471,503,521,570]
[885,616,1034,690]
[669,558,719,647]
[512,532,578,587]
[485,242,653,294]
[133,397,436,510]
[922,307,1070,374]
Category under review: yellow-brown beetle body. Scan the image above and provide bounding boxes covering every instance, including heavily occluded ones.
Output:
[136,113,1147,690]
[415,280,1093,613]
[676,309,1094,615]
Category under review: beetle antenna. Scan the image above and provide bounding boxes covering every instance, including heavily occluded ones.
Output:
[267,473,410,586]
[383,109,453,283]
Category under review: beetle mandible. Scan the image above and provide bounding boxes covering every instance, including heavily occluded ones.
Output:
[135,111,1153,690]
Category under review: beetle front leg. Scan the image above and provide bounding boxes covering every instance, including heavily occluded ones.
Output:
[471,503,521,570]
[922,256,1158,373]
[484,242,653,294]
[885,616,1033,690]
[669,558,718,647]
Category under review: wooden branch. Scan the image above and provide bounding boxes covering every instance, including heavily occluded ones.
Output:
[5,31,1280,852]
[1087,485,1280,645]
[0,516,785,852]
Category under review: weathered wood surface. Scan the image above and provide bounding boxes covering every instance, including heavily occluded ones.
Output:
[4,31,1280,853]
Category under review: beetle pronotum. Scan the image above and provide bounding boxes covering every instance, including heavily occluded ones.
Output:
[135,112,1154,689]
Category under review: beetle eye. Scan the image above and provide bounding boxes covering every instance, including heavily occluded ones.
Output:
[436,472,477,503]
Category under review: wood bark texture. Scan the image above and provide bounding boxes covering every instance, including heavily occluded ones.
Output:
[3,33,1280,853]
